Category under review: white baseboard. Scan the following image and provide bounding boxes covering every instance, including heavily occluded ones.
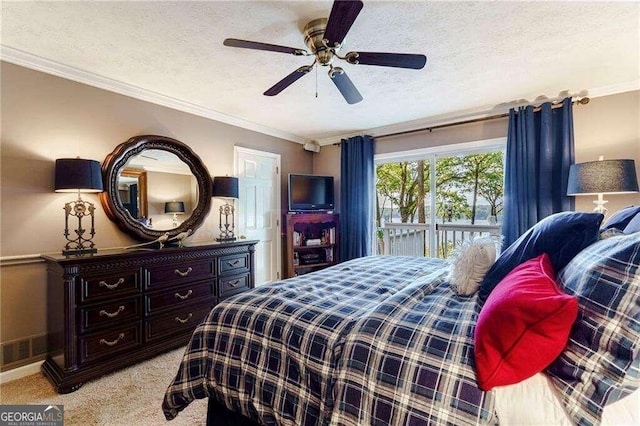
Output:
[0,360,43,384]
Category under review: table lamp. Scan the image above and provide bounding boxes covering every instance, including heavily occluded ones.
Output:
[212,176,239,241]
[567,157,638,214]
[54,158,104,255]
[164,201,185,227]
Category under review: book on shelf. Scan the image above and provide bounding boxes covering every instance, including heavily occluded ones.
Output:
[306,238,322,246]
[325,247,333,262]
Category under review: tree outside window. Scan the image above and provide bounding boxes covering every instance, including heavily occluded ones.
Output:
[376,152,504,226]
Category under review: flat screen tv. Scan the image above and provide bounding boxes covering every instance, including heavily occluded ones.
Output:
[288,174,335,212]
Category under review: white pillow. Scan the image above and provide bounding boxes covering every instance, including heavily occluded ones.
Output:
[447,236,497,296]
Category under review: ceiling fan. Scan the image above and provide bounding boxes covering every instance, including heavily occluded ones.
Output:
[223,0,427,104]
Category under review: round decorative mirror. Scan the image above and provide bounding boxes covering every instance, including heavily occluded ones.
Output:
[100,135,213,241]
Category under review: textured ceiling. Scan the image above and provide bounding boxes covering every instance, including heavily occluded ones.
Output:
[1,1,639,144]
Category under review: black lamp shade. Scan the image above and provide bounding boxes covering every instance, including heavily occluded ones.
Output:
[164,201,185,214]
[54,158,103,193]
[213,176,239,199]
[567,159,639,195]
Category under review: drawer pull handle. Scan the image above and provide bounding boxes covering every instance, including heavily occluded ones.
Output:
[99,306,125,318]
[100,333,125,347]
[227,260,240,267]
[99,278,125,290]
[174,290,193,300]
[174,267,193,277]
[228,279,241,288]
[175,313,193,324]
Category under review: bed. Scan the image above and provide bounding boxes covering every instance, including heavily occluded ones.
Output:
[163,211,640,425]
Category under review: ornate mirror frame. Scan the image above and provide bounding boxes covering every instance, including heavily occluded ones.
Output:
[100,135,213,241]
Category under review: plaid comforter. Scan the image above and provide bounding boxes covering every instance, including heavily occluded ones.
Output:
[331,272,496,425]
[162,256,496,425]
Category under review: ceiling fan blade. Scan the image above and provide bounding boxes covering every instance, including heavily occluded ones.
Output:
[223,38,307,56]
[329,67,363,104]
[345,52,427,69]
[323,0,364,48]
[264,66,313,96]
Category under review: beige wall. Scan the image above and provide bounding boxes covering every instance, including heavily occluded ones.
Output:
[312,143,342,211]
[315,90,640,216]
[146,171,195,230]
[0,62,312,362]
[374,117,509,155]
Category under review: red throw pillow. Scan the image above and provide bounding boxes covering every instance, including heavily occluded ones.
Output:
[474,253,578,391]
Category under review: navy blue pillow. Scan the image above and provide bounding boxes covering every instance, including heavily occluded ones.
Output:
[623,212,640,234]
[478,212,603,303]
[602,205,640,230]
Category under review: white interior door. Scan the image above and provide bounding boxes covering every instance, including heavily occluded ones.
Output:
[235,147,281,286]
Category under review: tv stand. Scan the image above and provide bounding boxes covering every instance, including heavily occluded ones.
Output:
[285,213,339,278]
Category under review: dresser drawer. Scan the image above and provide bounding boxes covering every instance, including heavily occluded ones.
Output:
[144,304,213,342]
[144,260,214,290]
[79,270,140,304]
[79,323,142,365]
[79,297,141,334]
[218,273,250,299]
[218,254,249,276]
[145,281,214,315]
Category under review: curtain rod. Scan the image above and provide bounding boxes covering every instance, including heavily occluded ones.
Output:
[374,97,590,141]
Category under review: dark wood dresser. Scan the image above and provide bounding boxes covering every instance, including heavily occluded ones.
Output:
[41,240,257,393]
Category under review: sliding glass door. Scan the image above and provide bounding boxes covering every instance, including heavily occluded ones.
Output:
[374,139,505,258]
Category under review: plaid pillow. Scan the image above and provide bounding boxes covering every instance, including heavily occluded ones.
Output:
[624,213,640,234]
[546,232,640,426]
[602,205,640,231]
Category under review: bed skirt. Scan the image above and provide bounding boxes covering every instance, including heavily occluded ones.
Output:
[206,398,260,426]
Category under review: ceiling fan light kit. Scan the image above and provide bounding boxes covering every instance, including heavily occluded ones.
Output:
[223,0,427,104]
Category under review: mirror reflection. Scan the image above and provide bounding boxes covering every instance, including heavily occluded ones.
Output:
[118,149,198,231]
[101,135,213,242]
[118,168,148,221]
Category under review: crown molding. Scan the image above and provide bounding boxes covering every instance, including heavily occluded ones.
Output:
[0,45,310,145]
[3,46,637,148]
[586,79,640,99]
[315,80,640,146]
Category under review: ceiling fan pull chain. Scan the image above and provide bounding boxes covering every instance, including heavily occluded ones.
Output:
[315,65,318,98]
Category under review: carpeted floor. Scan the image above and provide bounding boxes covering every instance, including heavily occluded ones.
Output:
[0,347,208,425]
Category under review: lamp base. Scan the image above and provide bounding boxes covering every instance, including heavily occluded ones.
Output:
[216,237,237,242]
[62,247,97,256]
[62,195,98,256]
[217,201,236,243]
[592,193,608,215]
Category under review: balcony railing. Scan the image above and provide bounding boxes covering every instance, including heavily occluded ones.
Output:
[376,222,501,258]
